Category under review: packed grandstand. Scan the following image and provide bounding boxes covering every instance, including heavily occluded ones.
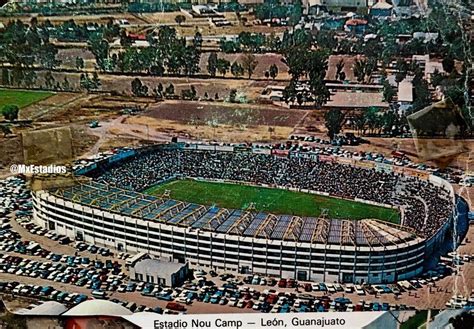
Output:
[94,147,452,239]
[32,143,458,284]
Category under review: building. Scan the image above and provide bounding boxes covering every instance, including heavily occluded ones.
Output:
[412,54,445,83]
[130,259,189,287]
[345,18,368,34]
[305,0,368,10]
[369,0,393,17]
[397,79,413,111]
[31,144,463,284]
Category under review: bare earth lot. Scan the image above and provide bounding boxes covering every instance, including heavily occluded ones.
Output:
[145,100,303,127]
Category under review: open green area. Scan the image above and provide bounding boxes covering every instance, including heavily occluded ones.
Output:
[0,89,54,109]
[144,179,400,223]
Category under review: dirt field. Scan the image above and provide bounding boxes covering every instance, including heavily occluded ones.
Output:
[97,100,304,143]
[145,100,303,127]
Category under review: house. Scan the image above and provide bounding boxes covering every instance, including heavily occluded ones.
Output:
[305,0,368,10]
[370,0,393,17]
[397,79,413,105]
[130,259,189,287]
[344,18,368,35]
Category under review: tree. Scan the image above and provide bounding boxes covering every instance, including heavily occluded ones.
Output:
[395,71,406,85]
[231,62,244,78]
[353,58,376,83]
[430,69,444,87]
[364,107,382,135]
[0,124,12,137]
[1,69,11,86]
[80,73,91,91]
[2,105,20,121]
[88,34,110,71]
[190,85,197,99]
[193,31,203,49]
[335,59,345,81]
[241,53,258,79]
[80,73,100,92]
[289,0,303,26]
[131,78,148,97]
[269,64,278,80]
[442,53,455,74]
[37,42,59,69]
[175,15,186,26]
[165,83,175,96]
[383,80,396,103]
[62,77,71,91]
[119,29,131,47]
[324,108,345,139]
[412,78,431,112]
[44,71,55,90]
[228,89,237,103]
[216,58,230,76]
[307,50,330,107]
[91,72,101,90]
[23,70,37,88]
[75,56,84,70]
[207,52,218,77]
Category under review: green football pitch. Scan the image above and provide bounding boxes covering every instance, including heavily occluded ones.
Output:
[0,89,54,108]
[144,179,400,223]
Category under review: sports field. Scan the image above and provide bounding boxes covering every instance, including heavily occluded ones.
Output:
[0,89,54,108]
[144,179,400,223]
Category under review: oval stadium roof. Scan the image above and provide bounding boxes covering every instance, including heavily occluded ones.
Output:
[62,300,132,317]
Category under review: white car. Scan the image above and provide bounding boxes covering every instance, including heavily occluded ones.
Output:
[326,284,336,293]
[355,285,365,295]
[374,286,385,294]
[270,305,280,313]
[229,297,238,307]
[344,284,354,293]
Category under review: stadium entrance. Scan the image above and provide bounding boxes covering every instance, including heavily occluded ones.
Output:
[297,270,308,281]
[342,273,354,283]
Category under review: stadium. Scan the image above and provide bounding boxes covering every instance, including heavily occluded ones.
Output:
[32,143,464,284]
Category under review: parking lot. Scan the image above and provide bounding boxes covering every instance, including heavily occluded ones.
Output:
[1,176,473,315]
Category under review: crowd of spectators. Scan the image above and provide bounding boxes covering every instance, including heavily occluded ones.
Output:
[95,149,453,238]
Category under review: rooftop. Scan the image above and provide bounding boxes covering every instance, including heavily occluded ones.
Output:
[398,79,413,103]
[134,259,187,278]
[371,0,393,9]
[50,181,413,247]
[325,91,388,108]
[15,301,67,316]
[346,19,368,26]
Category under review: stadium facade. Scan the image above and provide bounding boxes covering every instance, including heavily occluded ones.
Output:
[32,143,458,284]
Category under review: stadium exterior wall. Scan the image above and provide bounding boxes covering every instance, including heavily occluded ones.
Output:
[33,191,428,284]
